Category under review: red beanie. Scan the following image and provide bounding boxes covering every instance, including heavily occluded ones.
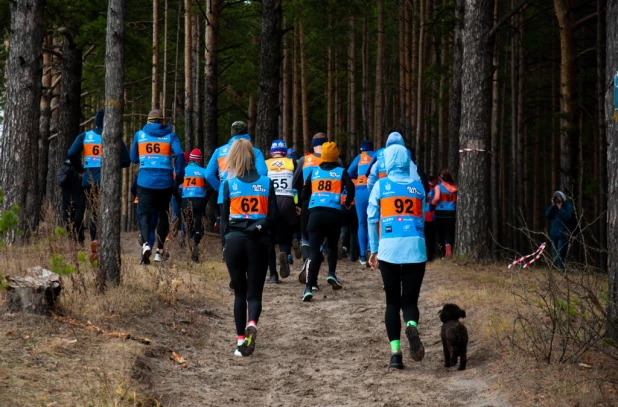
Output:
[189,148,203,162]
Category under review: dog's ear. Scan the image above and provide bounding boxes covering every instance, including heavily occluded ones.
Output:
[460,309,466,319]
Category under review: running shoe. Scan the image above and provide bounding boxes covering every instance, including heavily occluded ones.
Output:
[292,239,302,259]
[267,274,280,284]
[342,246,349,259]
[311,284,320,292]
[238,325,257,356]
[191,244,199,263]
[287,254,294,265]
[301,287,313,302]
[234,347,242,357]
[359,256,368,267]
[89,241,98,263]
[141,243,151,265]
[298,259,309,284]
[389,352,404,369]
[445,244,452,258]
[154,252,163,262]
[326,274,343,290]
[405,325,425,362]
[279,252,290,278]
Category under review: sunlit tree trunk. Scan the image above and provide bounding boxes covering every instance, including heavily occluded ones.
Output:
[292,22,301,151]
[327,43,334,141]
[152,0,159,109]
[204,0,219,157]
[374,0,384,148]
[39,34,52,210]
[348,15,357,162]
[162,0,169,120]
[282,21,291,146]
[300,22,310,151]
[361,13,369,140]
[448,0,464,176]
[184,0,193,143]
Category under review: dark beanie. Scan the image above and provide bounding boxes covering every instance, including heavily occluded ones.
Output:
[360,140,374,152]
[231,121,248,136]
[94,109,105,129]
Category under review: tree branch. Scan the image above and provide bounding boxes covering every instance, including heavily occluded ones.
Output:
[488,0,527,39]
[82,45,96,61]
[573,12,597,30]
[192,0,210,25]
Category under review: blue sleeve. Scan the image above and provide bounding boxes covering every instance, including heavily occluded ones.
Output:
[205,148,221,192]
[556,202,574,223]
[67,133,85,172]
[130,133,140,164]
[368,182,380,254]
[545,205,557,219]
[367,162,379,192]
[170,134,185,181]
[120,139,131,168]
[254,149,268,176]
[347,155,360,179]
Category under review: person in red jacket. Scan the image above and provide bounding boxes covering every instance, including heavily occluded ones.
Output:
[431,169,458,258]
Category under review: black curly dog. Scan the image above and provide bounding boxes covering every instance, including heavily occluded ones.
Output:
[439,303,468,370]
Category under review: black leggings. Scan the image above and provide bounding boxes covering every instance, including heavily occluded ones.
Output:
[182,198,206,244]
[379,261,426,342]
[225,238,269,336]
[307,210,342,286]
[435,216,456,253]
[139,212,169,250]
[268,215,295,276]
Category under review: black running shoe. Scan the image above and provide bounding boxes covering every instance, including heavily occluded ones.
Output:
[239,325,257,356]
[279,252,290,278]
[389,352,404,369]
[326,274,343,290]
[405,325,425,362]
[267,274,280,284]
[301,287,313,302]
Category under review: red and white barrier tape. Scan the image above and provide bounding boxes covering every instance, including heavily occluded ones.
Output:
[459,148,494,158]
[507,242,546,269]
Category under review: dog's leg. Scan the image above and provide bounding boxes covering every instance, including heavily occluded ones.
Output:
[442,341,451,367]
[458,344,467,371]
[449,348,458,368]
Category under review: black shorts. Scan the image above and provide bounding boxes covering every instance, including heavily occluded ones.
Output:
[137,186,173,215]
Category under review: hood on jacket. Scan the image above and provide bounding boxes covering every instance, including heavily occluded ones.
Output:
[142,122,173,137]
[384,145,410,176]
[553,190,567,202]
[385,132,405,147]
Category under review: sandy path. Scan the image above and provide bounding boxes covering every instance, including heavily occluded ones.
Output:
[143,239,510,407]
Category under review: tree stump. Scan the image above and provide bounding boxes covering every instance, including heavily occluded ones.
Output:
[5,267,62,315]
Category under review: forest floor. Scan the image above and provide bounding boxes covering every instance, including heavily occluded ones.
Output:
[1,232,617,406]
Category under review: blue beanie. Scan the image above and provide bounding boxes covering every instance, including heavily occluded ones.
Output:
[287,148,297,159]
[270,139,288,154]
[360,140,374,152]
[94,109,105,129]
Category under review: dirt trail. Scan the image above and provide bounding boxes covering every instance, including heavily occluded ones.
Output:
[143,238,510,407]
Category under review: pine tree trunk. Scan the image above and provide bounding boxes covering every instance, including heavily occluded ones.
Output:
[327,43,334,141]
[292,22,301,151]
[99,0,126,289]
[361,13,369,140]
[121,92,129,232]
[184,0,193,143]
[374,0,384,148]
[204,0,219,158]
[0,0,46,237]
[490,0,501,257]
[46,44,61,213]
[152,0,159,109]
[447,0,464,177]
[597,0,607,270]
[348,15,357,162]
[399,1,407,134]
[405,3,412,142]
[248,94,257,136]
[415,0,426,160]
[454,0,495,261]
[605,0,618,342]
[409,1,419,146]
[255,0,282,152]
[554,0,577,194]
[39,35,52,211]
[162,0,169,120]
[300,22,310,152]
[55,30,83,223]
[192,14,202,151]
[282,24,291,146]
[510,6,519,252]
[173,1,181,129]
[438,28,448,168]
[516,9,526,250]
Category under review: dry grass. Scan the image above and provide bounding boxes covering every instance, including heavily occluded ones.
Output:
[0,229,229,407]
[1,228,618,406]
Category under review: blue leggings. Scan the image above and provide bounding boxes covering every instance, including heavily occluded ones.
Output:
[355,187,370,256]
